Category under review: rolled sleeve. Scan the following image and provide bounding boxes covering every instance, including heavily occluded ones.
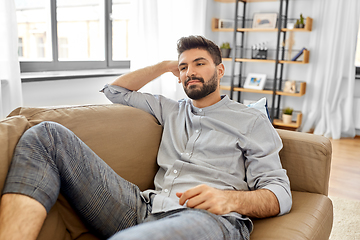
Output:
[264,184,292,216]
[245,114,292,216]
[101,84,178,126]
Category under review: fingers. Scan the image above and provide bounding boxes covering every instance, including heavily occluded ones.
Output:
[178,184,212,206]
[176,185,232,215]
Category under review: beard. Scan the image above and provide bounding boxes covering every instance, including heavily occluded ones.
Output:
[183,70,218,100]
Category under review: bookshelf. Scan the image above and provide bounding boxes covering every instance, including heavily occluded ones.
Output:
[213,0,312,129]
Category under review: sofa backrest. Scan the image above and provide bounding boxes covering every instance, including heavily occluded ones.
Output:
[6,104,332,196]
[7,104,163,191]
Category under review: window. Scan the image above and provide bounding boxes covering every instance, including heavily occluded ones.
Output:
[58,37,69,59]
[15,0,130,72]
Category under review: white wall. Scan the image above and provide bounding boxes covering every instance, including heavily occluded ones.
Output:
[21,76,114,108]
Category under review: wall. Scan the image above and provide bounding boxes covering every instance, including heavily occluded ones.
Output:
[21,76,113,108]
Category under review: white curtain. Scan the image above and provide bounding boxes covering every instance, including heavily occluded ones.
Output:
[0,0,23,119]
[300,0,360,139]
[129,0,207,100]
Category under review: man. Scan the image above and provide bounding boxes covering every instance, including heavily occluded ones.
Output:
[0,36,291,240]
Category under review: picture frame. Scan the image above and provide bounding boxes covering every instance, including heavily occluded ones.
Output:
[252,13,278,29]
[244,73,267,90]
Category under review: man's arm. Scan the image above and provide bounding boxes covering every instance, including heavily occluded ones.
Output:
[111,60,180,91]
[176,184,280,218]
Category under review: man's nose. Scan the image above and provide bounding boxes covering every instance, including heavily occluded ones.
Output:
[186,65,196,78]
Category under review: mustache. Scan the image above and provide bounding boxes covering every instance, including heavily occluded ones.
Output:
[185,76,204,86]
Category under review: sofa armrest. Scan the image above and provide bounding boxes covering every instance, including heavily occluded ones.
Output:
[276,129,332,195]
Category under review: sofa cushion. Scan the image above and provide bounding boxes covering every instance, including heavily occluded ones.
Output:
[0,116,71,240]
[8,104,163,240]
[0,115,29,194]
[251,191,333,240]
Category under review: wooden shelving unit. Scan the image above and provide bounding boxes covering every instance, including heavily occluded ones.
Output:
[220,82,306,97]
[273,112,303,128]
[212,17,313,32]
[213,0,312,130]
[222,50,310,64]
[215,0,278,2]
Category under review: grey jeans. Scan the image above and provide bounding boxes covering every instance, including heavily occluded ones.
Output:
[2,121,249,240]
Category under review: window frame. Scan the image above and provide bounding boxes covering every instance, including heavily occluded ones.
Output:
[19,0,130,73]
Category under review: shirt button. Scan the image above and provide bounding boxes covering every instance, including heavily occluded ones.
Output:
[199,109,203,112]
[164,189,169,193]
[195,130,199,133]
[173,170,178,174]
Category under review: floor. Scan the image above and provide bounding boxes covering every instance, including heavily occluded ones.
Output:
[328,136,360,201]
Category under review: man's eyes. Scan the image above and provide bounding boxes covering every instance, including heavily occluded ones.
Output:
[179,63,205,71]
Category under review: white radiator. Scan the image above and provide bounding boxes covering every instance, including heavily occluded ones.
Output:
[355,98,360,129]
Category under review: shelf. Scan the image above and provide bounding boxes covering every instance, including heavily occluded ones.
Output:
[220,81,306,97]
[215,0,278,2]
[273,112,302,129]
[212,17,312,32]
[222,50,310,64]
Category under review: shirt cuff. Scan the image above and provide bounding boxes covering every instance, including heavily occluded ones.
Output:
[100,84,132,93]
[264,184,292,216]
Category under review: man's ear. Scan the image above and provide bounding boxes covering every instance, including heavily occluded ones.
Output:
[217,63,225,78]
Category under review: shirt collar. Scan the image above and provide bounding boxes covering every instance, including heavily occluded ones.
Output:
[190,95,229,114]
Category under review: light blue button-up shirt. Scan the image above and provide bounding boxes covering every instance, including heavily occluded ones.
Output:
[103,84,292,230]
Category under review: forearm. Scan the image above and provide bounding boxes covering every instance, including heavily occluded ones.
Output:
[227,189,280,218]
[177,184,280,218]
[111,60,178,91]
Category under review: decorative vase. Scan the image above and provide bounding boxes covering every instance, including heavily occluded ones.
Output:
[282,114,293,124]
[220,48,231,58]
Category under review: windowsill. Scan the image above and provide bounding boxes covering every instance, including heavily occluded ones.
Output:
[21,68,130,82]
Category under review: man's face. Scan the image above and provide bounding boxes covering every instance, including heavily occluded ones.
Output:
[178,48,224,100]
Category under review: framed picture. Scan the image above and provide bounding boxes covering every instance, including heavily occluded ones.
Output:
[252,13,278,29]
[244,73,267,90]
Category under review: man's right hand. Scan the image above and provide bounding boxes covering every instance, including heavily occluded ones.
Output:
[166,60,180,78]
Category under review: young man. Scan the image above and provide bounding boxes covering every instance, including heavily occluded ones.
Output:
[0,36,291,240]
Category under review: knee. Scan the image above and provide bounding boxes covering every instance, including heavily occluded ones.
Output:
[33,121,66,133]
[24,121,68,141]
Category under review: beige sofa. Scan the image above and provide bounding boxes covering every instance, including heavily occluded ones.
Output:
[0,104,333,240]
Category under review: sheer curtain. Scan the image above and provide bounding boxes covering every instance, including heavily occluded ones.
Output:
[300,0,360,139]
[129,0,207,100]
[0,0,23,119]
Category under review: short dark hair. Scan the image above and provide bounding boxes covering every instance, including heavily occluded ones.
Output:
[177,35,222,66]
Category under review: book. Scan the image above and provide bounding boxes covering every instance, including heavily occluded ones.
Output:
[291,48,306,61]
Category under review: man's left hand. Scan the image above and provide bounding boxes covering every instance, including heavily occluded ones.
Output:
[176,184,233,215]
